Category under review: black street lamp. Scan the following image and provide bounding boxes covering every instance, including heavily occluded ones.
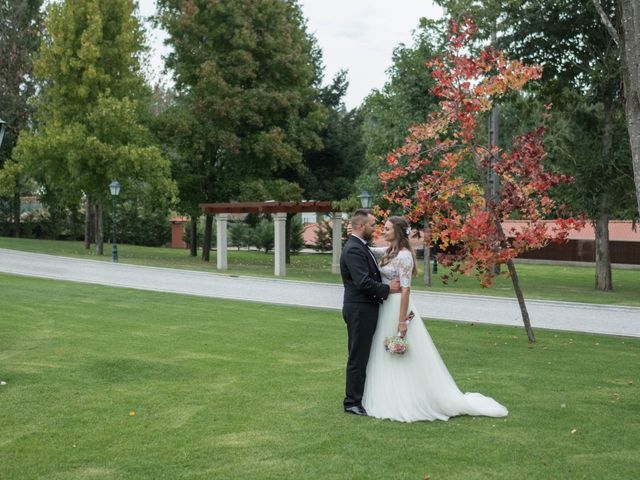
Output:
[109,180,121,263]
[0,118,7,149]
[358,190,373,209]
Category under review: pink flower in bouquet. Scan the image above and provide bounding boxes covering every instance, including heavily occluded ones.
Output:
[383,335,408,355]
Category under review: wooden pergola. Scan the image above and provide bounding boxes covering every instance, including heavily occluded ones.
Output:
[199,201,342,276]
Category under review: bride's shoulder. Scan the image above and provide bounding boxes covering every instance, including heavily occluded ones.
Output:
[396,249,413,262]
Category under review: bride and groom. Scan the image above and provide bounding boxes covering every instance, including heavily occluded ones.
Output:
[340,209,508,422]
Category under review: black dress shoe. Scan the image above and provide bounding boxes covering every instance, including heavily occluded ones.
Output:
[344,405,368,416]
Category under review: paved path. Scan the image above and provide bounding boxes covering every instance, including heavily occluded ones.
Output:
[1,248,639,338]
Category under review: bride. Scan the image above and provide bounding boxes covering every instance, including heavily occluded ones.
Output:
[362,216,508,422]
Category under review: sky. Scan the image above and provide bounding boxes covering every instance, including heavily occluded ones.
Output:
[137,0,443,110]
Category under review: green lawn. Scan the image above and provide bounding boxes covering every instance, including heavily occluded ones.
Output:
[1,236,639,306]
[1,273,638,479]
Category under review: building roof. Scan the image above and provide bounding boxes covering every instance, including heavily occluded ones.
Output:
[502,220,639,242]
[301,220,640,247]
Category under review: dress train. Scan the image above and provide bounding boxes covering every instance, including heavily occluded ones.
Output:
[362,294,508,422]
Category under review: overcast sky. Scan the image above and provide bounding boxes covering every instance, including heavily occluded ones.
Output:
[138,0,443,109]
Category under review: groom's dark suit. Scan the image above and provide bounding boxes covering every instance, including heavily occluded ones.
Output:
[340,235,391,410]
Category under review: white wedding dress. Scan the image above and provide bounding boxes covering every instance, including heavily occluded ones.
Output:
[362,248,508,422]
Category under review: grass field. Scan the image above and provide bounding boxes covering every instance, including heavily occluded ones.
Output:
[1,236,639,306]
[1,273,638,479]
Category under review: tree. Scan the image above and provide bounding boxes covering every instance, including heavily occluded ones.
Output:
[438,0,636,291]
[156,0,325,261]
[360,19,444,199]
[0,0,43,237]
[13,0,175,253]
[229,221,250,250]
[300,70,366,202]
[592,0,640,217]
[151,93,203,257]
[495,0,634,290]
[380,19,584,343]
[359,19,445,284]
[252,218,275,253]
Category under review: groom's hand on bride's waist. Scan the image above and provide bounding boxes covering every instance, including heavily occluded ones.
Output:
[389,277,401,294]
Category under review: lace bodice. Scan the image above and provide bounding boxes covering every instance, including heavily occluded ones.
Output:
[370,247,413,288]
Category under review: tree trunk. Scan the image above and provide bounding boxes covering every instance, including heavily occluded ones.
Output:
[592,93,615,290]
[12,181,20,237]
[95,202,104,256]
[489,105,501,275]
[492,212,536,342]
[84,195,92,249]
[189,215,198,257]
[506,258,536,343]
[202,214,213,262]
[475,90,536,343]
[423,217,431,287]
[617,0,640,217]
[481,150,535,340]
[595,194,612,290]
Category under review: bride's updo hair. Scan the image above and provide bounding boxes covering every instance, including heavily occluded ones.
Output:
[380,216,418,277]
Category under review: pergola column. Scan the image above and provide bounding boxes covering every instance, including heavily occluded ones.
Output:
[200,202,336,277]
[216,213,229,270]
[274,212,287,276]
[332,213,343,274]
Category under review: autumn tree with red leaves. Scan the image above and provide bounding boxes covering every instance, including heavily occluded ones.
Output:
[379,18,584,343]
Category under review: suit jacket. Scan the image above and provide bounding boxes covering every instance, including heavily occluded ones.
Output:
[340,235,390,304]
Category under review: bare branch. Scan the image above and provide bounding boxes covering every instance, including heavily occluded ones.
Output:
[591,0,620,45]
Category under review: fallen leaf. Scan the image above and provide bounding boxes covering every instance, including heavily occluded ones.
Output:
[129,410,136,417]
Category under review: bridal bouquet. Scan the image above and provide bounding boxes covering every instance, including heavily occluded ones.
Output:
[383,335,408,356]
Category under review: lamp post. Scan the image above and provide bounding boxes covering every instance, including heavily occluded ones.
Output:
[109,180,121,263]
[0,118,6,149]
[358,190,373,209]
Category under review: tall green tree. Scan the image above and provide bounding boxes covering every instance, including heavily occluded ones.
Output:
[156,0,325,261]
[592,0,640,217]
[13,0,175,253]
[497,0,634,291]
[300,70,366,202]
[360,19,444,200]
[0,0,43,237]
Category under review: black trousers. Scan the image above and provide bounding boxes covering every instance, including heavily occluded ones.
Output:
[343,302,380,409]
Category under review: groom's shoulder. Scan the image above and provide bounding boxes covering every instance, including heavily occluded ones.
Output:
[344,236,362,250]
[341,236,359,257]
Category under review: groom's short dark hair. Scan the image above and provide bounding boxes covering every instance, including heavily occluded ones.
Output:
[351,209,372,228]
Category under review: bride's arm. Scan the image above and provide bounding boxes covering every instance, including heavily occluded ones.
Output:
[396,251,414,337]
[369,246,386,259]
[397,286,410,337]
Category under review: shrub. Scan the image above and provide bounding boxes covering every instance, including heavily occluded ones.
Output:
[289,215,305,253]
[229,221,251,250]
[252,219,274,253]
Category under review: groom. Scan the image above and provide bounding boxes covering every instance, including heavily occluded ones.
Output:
[340,209,400,416]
